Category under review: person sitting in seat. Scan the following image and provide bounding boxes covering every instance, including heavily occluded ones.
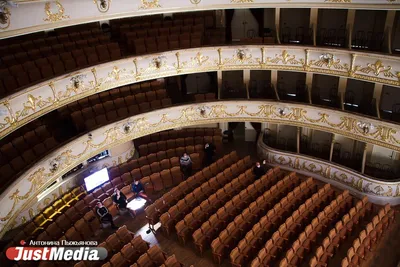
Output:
[253,160,267,179]
[131,179,152,203]
[112,188,127,210]
[96,202,118,229]
[204,143,216,166]
[180,152,192,179]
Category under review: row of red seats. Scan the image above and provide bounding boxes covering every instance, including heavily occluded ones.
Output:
[127,32,203,54]
[310,196,372,267]
[159,156,252,236]
[135,127,221,147]
[0,42,121,97]
[270,190,352,267]
[70,93,171,132]
[145,152,239,229]
[108,143,207,180]
[193,167,283,256]
[138,135,222,156]
[76,234,150,267]
[59,82,165,117]
[251,184,335,267]
[0,28,105,56]
[341,204,395,267]
[175,164,258,245]
[229,178,318,267]
[211,172,298,264]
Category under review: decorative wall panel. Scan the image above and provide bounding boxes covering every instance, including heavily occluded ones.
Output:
[1,46,400,140]
[257,136,400,205]
[2,0,400,38]
[2,100,400,236]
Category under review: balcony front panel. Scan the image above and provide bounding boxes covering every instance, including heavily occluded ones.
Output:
[257,136,400,206]
[1,45,400,140]
[2,100,400,237]
[2,0,400,38]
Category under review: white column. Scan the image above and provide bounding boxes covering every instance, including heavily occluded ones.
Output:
[373,83,383,118]
[275,8,281,44]
[346,10,356,49]
[309,8,318,46]
[243,69,251,99]
[217,70,223,99]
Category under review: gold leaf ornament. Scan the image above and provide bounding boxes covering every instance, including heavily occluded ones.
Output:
[139,0,161,9]
[44,1,69,22]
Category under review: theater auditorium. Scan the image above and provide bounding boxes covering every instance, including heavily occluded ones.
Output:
[0,1,399,266]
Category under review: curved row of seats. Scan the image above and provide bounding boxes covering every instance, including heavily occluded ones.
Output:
[138,135,222,157]
[175,163,259,245]
[73,227,144,267]
[129,245,178,267]
[341,204,394,267]
[0,125,58,184]
[193,93,216,103]
[270,190,352,267]
[145,151,239,229]
[192,167,285,256]
[0,186,86,258]
[70,89,170,132]
[59,80,165,117]
[234,183,335,267]
[229,177,320,266]
[307,196,373,267]
[0,41,121,98]
[134,127,221,148]
[108,144,206,180]
[159,155,252,236]
[124,25,204,54]
[210,171,299,263]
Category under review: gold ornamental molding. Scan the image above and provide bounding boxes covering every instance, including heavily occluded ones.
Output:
[2,0,400,38]
[257,136,400,205]
[43,1,69,22]
[2,100,400,237]
[1,46,400,141]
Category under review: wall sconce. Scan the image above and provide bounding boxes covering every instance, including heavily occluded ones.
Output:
[197,106,210,117]
[49,159,59,173]
[237,49,245,61]
[123,122,133,134]
[0,1,16,27]
[278,107,289,116]
[94,0,111,13]
[70,74,87,89]
[152,56,166,69]
[357,122,374,134]
[320,53,334,67]
[236,49,250,62]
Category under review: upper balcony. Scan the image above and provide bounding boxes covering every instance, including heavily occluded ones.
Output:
[1,0,400,38]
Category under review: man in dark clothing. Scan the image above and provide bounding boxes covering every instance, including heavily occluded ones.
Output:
[96,202,118,229]
[112,188,127,209]
[253,160,267,179]
[131,179,152,202]
[180,153,192,179]
[204,143,216,166]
